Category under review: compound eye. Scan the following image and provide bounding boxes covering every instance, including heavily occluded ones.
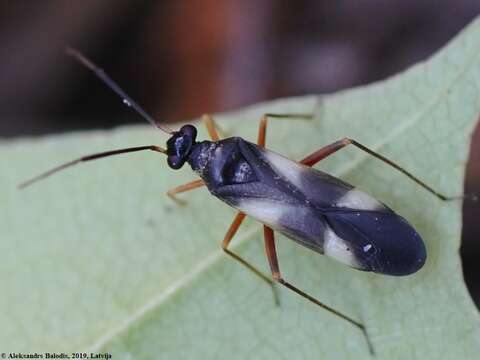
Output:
[174,135,192,157]
[167,155,186,169]
[165,125,197,170]
[167,134,192,157]
[180,125,197,140]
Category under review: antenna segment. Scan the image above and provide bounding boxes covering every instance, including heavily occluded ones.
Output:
[65,47,173,134]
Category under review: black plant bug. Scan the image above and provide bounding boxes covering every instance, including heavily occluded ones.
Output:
[19,48,473,355]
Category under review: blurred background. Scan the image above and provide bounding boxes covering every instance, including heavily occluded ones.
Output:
[0,1,479,305]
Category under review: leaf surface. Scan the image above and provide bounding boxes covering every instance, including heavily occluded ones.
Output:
[2,18,480,360]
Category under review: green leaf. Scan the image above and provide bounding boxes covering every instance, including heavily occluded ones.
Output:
[3,18,480,360]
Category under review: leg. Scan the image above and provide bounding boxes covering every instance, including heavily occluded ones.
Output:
[300,138,469,201]
[263,226,374,354]
[222,212,279,304]
[257,113,313,148]
[202,113,228,141]
[167,179,205,205]
[203,114,220,141]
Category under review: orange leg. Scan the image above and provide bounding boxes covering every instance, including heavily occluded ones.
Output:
[222,212,279,304]
[263,225,374,354]
[219,112,313,301]
[257,115,268,148]
[202,114,220,141]
[257,113,312,148]
[167,179,205,205]
[202,113,228,141]
[257,112,456,201]
[222,212,247,248]
[217,113,316,304]
[299,138,467,201]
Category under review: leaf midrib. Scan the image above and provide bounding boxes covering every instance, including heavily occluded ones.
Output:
[87,226,260,352]
[86,39,480,352]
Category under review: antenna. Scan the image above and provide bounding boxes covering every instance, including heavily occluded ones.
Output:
[18,145,166,189]
[65,47,173,135]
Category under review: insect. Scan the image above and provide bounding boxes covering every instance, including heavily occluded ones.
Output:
[20,48,466,355]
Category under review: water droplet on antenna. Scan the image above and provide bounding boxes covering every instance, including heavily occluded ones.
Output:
[123,99,131,107]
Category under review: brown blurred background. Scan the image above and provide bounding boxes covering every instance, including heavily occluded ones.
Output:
[0,1,479,305]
